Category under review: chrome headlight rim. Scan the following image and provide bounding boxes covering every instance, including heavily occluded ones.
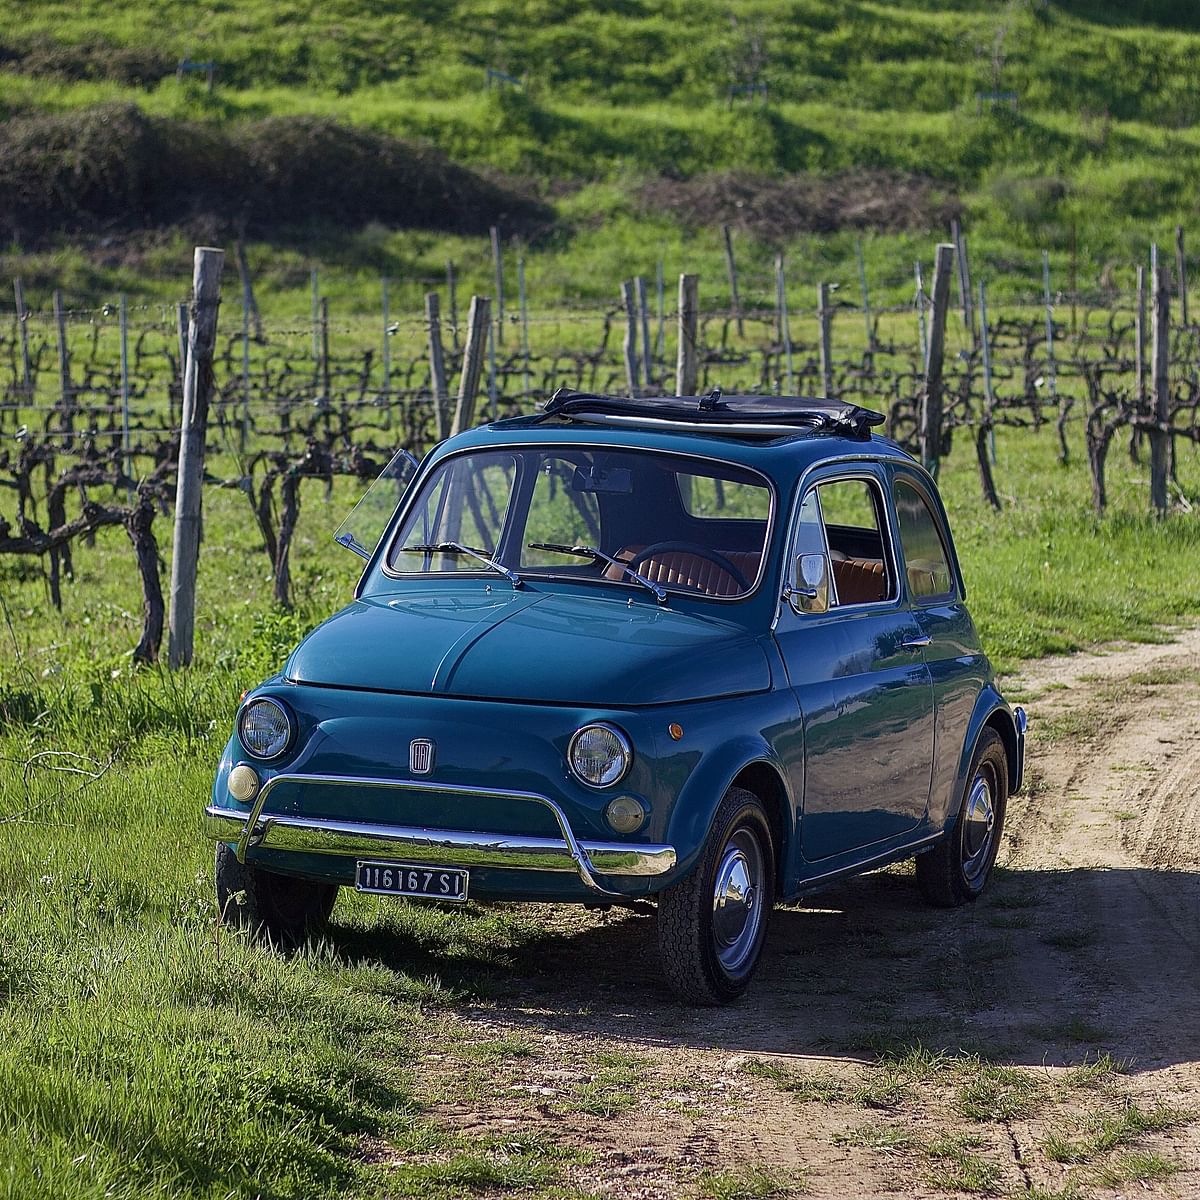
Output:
[237,696,295,761]
[567,722,633,790]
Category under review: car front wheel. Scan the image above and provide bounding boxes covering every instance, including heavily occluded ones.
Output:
[656,787,776,1005]
[215,843,338,944]
[917,727,1008,907]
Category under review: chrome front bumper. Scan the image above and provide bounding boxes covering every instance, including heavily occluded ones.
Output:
[203,772,676,899]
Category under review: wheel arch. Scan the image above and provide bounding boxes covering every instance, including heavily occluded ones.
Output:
[984,708,1021,796]
[730,760,790,898]
[947,687,1022,832]
[663,735,797,891]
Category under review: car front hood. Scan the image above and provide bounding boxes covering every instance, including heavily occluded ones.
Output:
[284,588,772,706]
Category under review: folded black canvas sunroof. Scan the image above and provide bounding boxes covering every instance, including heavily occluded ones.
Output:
[531,389,885,441]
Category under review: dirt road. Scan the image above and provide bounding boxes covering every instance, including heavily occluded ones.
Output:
[420,629,1200,1198]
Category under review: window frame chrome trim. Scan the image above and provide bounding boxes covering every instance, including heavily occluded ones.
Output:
[781,460,904,617]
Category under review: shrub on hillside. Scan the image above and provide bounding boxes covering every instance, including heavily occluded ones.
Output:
[639,169,959,237]
[0,36,173,86]
[0,104,546,243]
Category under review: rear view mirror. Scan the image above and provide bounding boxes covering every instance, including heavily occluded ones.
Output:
[572,465,632,494]
[787,553,829,614]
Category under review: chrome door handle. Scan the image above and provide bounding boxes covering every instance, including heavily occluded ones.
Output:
[901,635,931,650]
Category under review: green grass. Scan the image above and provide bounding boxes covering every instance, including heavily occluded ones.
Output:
[7,3,1200,311]
[1,358,1199,1196]
[1044,1098,1193,1164]
[699,1164,798,1200]
[831,1122,917,1154]
[925,1132,999,1194]
[1089,1149,1180,1187]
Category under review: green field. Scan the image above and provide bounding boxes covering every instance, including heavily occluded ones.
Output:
[5,1,1200,312]
[2,415,1199,1197]
[4,4,1200,1195]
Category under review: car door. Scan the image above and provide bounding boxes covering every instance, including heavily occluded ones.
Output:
[889,465,982,821]
[775,464,936,862]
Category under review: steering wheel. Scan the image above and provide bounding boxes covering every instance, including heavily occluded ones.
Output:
[626,541,750,595]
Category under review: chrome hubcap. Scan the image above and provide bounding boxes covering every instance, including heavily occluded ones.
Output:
[711,828,765,973]
[962,770,996,886]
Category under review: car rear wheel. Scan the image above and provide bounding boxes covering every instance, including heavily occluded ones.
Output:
[215,843,338,944]
[917,728,1008,907]
[656,787,775,1005]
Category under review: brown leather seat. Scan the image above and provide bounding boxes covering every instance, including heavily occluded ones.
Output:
[906,558,951,598]
[832,557,886,605]
[605,546,761,597]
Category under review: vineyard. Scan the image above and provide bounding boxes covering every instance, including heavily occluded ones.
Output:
[3,237,1199,665]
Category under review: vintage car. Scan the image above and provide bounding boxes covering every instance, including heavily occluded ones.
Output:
[206,390,1026,1004]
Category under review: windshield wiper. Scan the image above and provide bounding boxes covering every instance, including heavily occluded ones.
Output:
[402,542,522,589]
[528,541,667,604]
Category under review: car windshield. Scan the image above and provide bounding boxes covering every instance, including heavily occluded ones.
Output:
[385,447,773,600]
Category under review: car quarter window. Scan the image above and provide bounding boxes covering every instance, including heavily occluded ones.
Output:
[813,477,895,607]
[893,480,956,599]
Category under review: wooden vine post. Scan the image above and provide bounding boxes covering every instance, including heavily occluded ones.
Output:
[426,292,449,440]
[621,280,640,396]
[168,246,225,669]
[817,283,834,399]
[920,243,955,477]
[12,279,32,398]
[451,295,491,435]
[53,289,72,446]
[1149,255,1170,516]
[635,275,652,389]
[676,274,699,397]
[722,225,744,338]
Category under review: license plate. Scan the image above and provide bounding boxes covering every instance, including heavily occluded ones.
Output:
[355,860,469,902]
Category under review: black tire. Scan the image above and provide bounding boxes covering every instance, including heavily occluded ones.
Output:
[215,843,338,945]
[917,728,1008,908]
[656,787,776,1005]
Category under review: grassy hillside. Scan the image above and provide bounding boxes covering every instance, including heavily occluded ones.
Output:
[3,1,1200,309]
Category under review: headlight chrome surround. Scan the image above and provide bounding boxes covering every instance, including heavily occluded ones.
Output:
[237,696,294,761]
[567,722,632,789]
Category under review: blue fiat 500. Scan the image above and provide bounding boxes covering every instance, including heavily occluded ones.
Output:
[207,391,1025,1004]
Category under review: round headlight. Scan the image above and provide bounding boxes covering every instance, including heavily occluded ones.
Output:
[568,723,632,788]
[238,697,293,760]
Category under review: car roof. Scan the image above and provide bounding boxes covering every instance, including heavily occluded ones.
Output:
[433,390,918,490]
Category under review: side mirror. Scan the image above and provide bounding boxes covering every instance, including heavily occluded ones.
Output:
[786,553,829,614]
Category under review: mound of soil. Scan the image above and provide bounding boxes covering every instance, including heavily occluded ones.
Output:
[640,169,960,238]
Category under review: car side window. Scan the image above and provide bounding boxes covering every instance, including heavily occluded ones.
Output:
[893,480,955,600]
[816,478,894,607]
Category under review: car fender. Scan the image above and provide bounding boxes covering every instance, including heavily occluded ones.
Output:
[941,685,1022,833]
[662,732,797,884]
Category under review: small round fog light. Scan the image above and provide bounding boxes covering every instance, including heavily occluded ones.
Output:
[228,763,261,803]
[605,795,646,834]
